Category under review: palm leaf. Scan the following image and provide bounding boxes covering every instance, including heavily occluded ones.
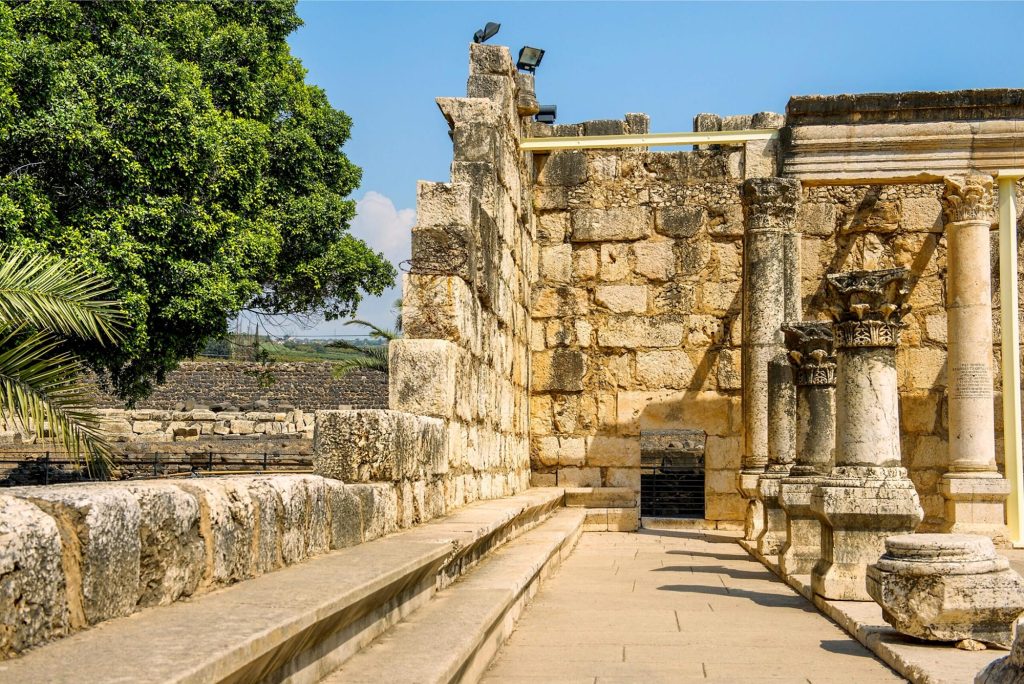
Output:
[328,339,389,378]
[0,325,113,476]
[342,319,398,341]
[0,247,124,344]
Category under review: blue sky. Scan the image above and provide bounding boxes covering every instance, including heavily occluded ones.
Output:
[261,0,1024,336]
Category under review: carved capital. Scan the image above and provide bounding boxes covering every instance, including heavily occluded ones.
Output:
[825,268,911,349]
[782,322,836,386]
[941,173,994,224]
[741,177,802,232]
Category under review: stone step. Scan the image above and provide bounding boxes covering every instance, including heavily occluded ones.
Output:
[322,507,585,684]
[0,488,566,684]
[564,486,636,508]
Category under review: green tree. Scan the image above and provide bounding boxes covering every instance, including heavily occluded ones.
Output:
[0,247,124,474]
[0,0,395,403]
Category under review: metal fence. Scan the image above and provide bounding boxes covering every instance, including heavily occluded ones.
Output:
[640,454,706,519]
[0,451,314,486]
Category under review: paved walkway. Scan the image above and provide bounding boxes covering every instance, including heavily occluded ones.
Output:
[483,529,905,683]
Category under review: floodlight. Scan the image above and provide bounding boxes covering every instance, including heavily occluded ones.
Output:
[516,46,545,72]
[473,22,501,44]
[534,105,557,125]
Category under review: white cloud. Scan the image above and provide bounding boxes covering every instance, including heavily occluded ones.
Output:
[349,190,415,269]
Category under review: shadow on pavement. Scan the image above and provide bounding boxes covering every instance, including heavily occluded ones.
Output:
[657,583,818,612]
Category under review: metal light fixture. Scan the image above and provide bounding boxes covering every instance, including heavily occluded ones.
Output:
[534,105,557,125]
[473,22,501,44]
[516,46,545,72]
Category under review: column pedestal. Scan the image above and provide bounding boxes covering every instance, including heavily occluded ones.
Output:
[810,270,923,601]
[739,472,764,542]
[940,475,1011,543]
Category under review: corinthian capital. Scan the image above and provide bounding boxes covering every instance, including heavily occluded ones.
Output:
[782,322,836,386]
[825,268,911,349]
[941,173,994,224]
[741,177,802,231]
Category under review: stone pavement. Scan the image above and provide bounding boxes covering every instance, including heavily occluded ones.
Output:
[483,530,905,683]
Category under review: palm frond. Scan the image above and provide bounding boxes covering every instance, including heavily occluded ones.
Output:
[0,247,124,344]
[342,318,398,341]
[0,325,113,475]
[330,343,390,378]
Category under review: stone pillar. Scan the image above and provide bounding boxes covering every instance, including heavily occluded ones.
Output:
[738,178,801,541]
[938,174,1010,542]
[778,322,836,576]
[756,359,796,556]
[811,269,924,601]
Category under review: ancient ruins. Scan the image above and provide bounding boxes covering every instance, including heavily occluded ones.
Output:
[2,42,1024,683]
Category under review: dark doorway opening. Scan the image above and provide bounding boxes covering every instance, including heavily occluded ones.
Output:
[640,429,706,518]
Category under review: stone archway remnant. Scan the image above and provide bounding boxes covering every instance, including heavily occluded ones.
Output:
[810,268,924,601]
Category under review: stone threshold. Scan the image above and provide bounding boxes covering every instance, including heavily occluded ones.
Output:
[738,538,1004,684]
[324,507,585,683]
[643,516,743,532]
[0,487,566,684]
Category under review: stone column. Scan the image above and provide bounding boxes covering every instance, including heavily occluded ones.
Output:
[811,269,923,601]
[739,178,801,541]
[938,174,1010,542]
[778,322,836,576]
[755,359,796,556]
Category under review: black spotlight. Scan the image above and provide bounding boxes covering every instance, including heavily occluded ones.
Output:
[534,105,557,125]
[473,22,500,44]
[516,46,545,72]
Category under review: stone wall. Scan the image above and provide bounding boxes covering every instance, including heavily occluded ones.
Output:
[312,43,536,521]
[0,476,401,659]
[526,114,780,522]
[93,362,387,411]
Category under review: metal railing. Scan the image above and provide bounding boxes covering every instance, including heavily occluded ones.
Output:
[640,455,706,519]
[0,451,314,486]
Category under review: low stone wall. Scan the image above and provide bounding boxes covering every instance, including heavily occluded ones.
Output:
[0,475,404,660]
[95,407,316,442]
[92,362,388,411]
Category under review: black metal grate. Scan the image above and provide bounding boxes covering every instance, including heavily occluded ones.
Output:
[640,429,706,518]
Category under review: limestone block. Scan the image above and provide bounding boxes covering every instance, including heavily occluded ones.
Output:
[402,274,477,344]
[259,475,330,565]
[717,348,742,390]
[632,241,675,281]
[533,187,568,211]
[538,243,572,284]
[557,467,601,487]
[17,485,141,625]
[797,202,837,237]
[655,206,707,238]
[599,243,630,281]
[243,478,281,574]
[587,436,640,467]
[924,313,948,344]
[411,225,475,282]
[867,534,1024,647]
[531,286,588,318]
[313,410,446,483]
[0,495,69,657]
[469,42,514,76]
[532,349,585,392]
[436,96,497,128]
[389,339,458,418]
[705,435,742,470]
[900,392,940,434]
[572,248,598,280]
[538,152,587,186]
[595,285,647,314]
[899,196,944,233]
[598,316,684,349]
[556,437,586,466]
[635,350,696,389]
[537,211,569,244]
[124,483,203,607]
[705,494,746,522]
[132,420,162,434]
[348,484,400,541]
[173,479,256,586]
[571,207,651,242]
[605,468,641,491]
[230,419,255,435]
[900,347,948,390]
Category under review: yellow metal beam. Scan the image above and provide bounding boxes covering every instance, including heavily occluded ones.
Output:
[520,128,779,152]
[997,170,1024,546]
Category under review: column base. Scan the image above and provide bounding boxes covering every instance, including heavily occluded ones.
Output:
[939,474,1010,546]
[756,471,789,557]
[810,466,923,601]
[738,471,764,542]
[778,476,825,577]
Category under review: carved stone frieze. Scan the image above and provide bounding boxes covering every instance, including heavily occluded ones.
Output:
[825,268,911,349]
[941,173,994,224]
[740,177,802,231]
[782,322,836,386]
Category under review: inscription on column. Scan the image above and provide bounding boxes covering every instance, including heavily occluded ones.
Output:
[954,362,991,399]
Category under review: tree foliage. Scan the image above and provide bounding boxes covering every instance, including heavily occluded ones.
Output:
[0,0,395,402]
[329,319,397,377]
